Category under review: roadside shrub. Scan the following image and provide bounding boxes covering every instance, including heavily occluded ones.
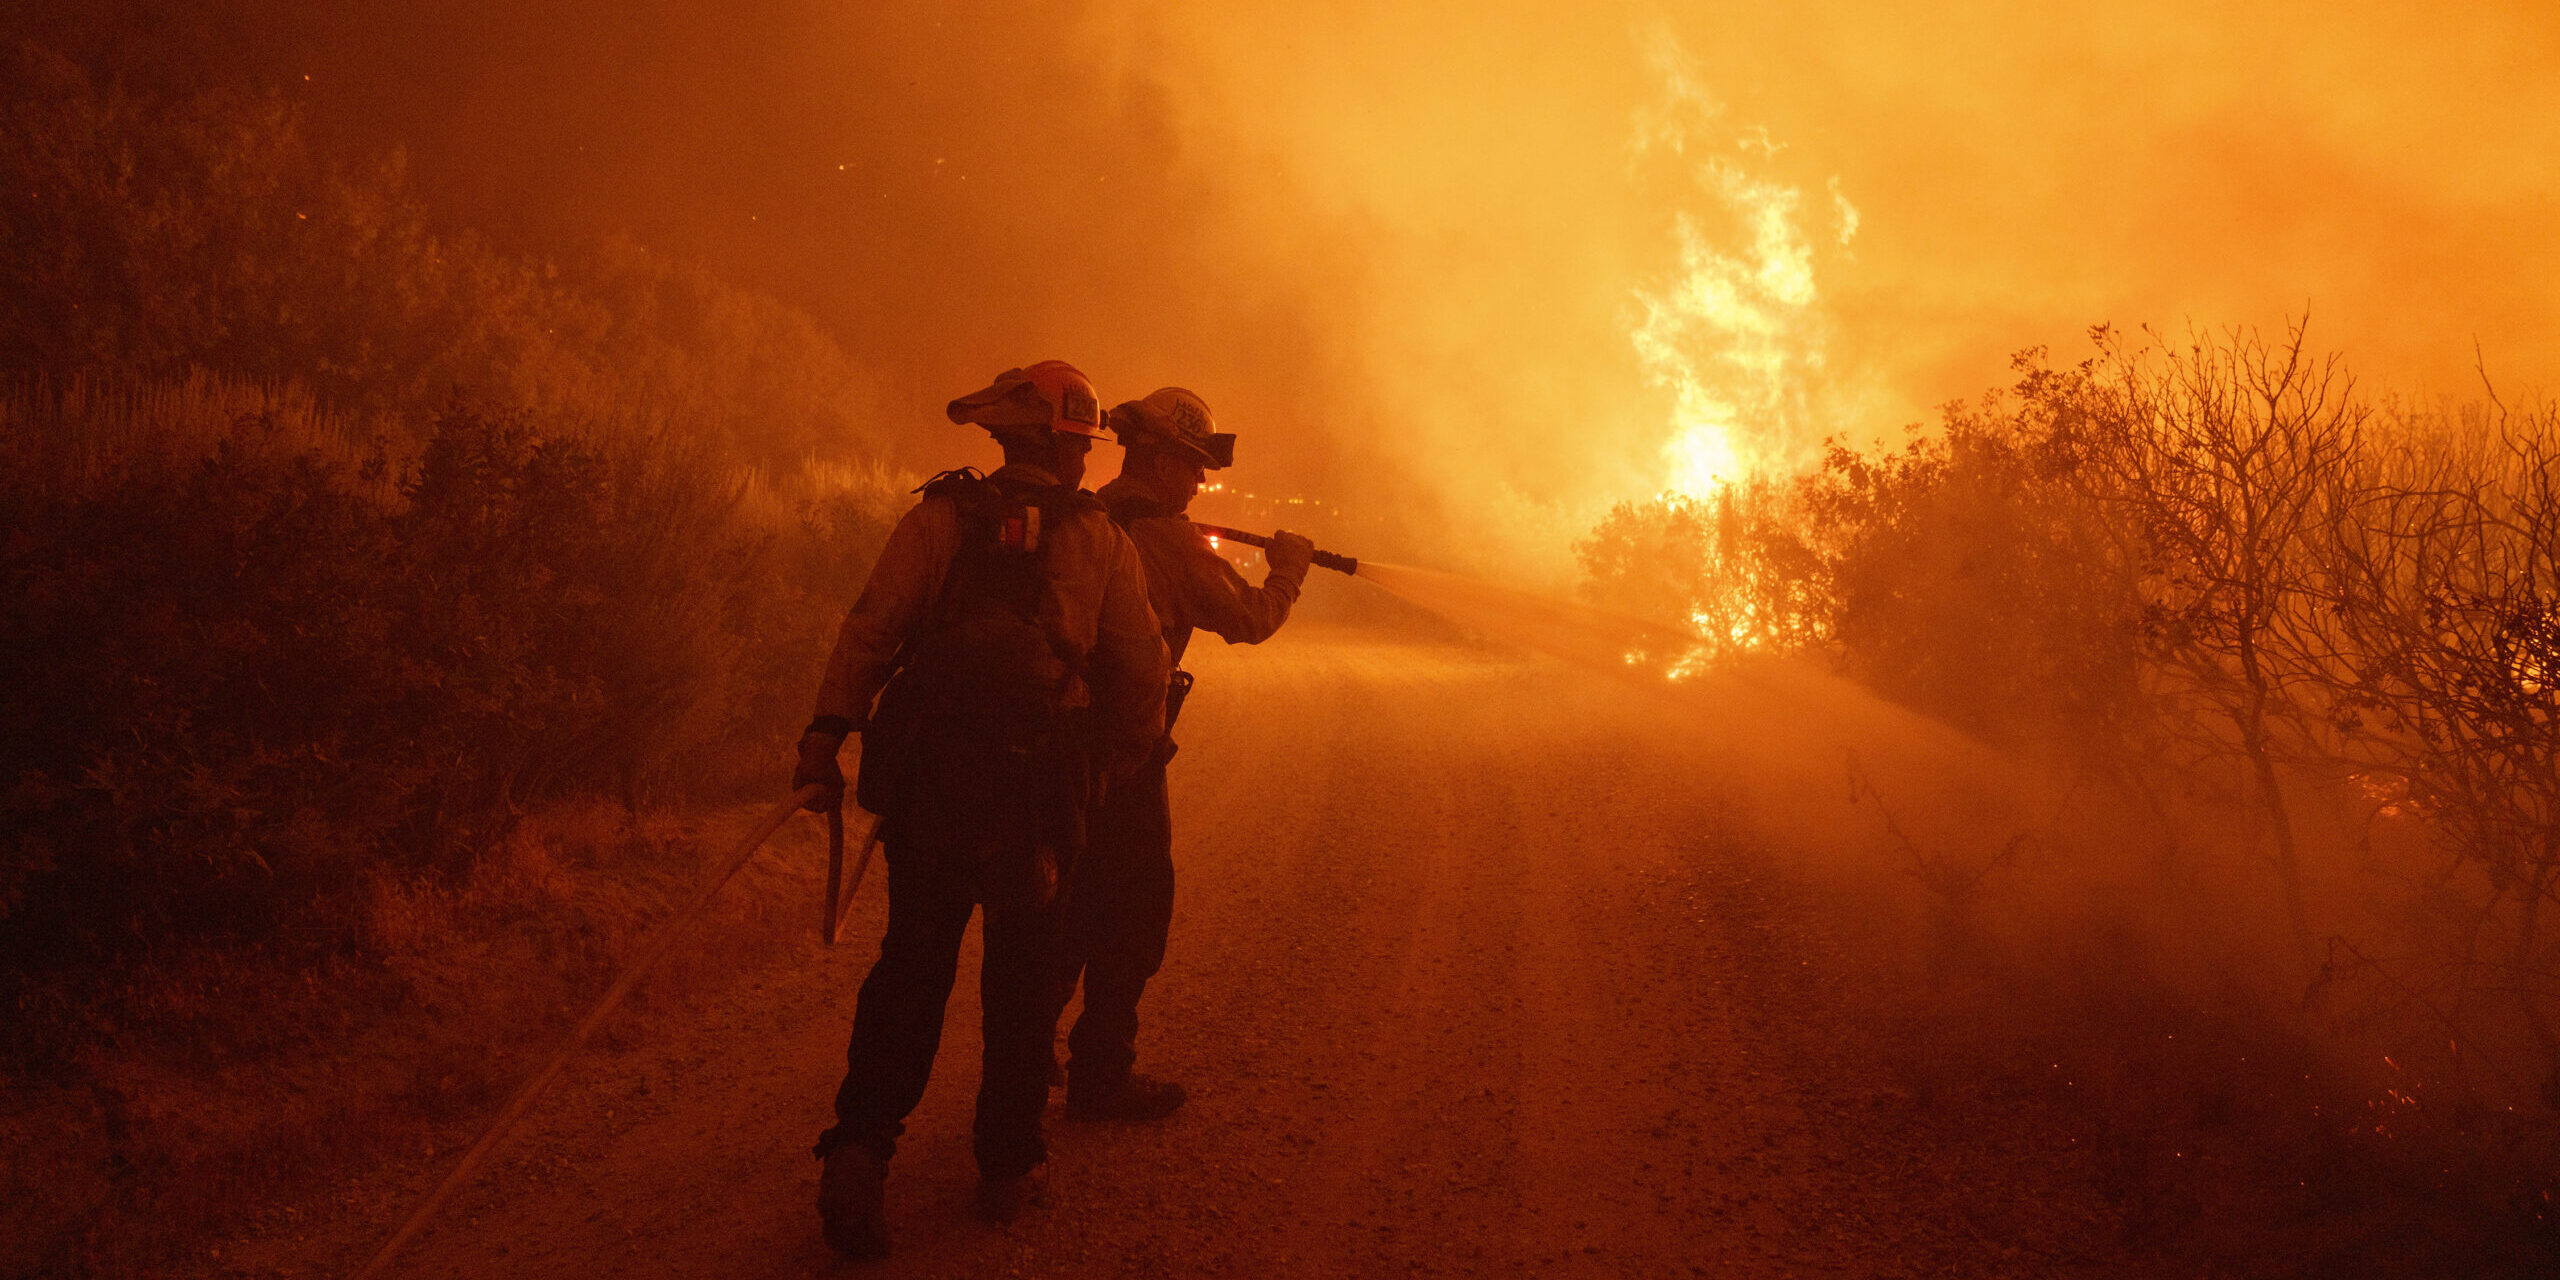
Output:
[0,376,893,993]
[1579,321,2560,1114]
[0,41,907,988]
[1800,395,2146,756]
[0,41,913,1271]
[1576,477,1824,669]
[2314,409,2560,1095]
[1578,392,2145,755]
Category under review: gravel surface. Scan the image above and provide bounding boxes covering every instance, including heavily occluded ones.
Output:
[237,626,2144,1278]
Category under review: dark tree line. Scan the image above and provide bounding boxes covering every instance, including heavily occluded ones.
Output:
[0,43,909,1005]
[0,42,882,468]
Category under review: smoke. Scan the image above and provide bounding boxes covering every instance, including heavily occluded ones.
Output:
[1354,561,1694,675]
[19,0,2560,582]
[1069,0,2560,583]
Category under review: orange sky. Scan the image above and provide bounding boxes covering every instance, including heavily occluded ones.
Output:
[1076,0,2560,573]
[28,0,2560,578]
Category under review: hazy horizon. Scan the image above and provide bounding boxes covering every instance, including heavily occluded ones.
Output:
[18,0,2558,577]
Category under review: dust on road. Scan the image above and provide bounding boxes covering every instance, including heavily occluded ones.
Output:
[267,625,2132,1278]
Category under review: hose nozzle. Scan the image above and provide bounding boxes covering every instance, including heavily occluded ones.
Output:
[1192,523,1358,576]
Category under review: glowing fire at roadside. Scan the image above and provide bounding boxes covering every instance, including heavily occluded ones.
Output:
[1606,31,1857,677]
[1626,30,1853,503]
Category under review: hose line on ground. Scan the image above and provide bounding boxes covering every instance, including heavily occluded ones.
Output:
[351,785,847,1280]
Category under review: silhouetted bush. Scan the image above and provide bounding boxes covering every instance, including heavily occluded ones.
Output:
[1578,389,2145,754]
[0,39,915,1273]
[0,41,911,984]
[2312,407,2560,1095]
[0,43,881,467]
[0,376,893,986]
[1577,477,1826,670]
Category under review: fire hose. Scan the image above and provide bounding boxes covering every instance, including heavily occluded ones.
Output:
[351,519,1354,1273]
[1191,523,1359,576]
[351,514,1348,1274]
[352,786,879,1280]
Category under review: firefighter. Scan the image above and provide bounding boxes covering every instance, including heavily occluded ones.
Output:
[793,361,1168,1258]
[1054,386,1313,1121]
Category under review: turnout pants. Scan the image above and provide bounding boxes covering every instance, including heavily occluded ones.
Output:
[816,834,1064,1178]
[1058,754,1175,1091]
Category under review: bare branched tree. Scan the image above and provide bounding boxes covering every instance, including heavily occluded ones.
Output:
[2310,407,2560,1093]
[2052,319,2366,965]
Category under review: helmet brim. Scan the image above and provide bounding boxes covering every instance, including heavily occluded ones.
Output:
[1106,404,1236,469]
[948,364,1106,438]
[1118,430,1234,469]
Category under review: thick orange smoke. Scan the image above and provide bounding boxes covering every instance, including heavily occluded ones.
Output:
[26,0,2560,580]
[1115,0,2560,579]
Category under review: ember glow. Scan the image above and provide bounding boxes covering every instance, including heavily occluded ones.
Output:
[1628,29,1853,501]
[1614,29,1850,671]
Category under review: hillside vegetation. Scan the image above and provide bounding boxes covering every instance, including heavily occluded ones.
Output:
[1580,322,2560,1265]
[0,45,905,1275]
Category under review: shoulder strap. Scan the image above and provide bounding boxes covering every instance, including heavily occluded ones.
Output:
[914,469,991,618]
[1011,477,1106,520]
[1101,488,1182,526]
[918,467,1002,518]
[980,474,1099,694]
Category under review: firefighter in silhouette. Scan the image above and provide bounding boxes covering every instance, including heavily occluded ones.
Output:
[1052,387,1313,1121]
[793,361,1168,1257]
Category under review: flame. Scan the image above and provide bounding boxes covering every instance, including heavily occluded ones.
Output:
[1626,30,1854,501]
[1600,30,1861,679]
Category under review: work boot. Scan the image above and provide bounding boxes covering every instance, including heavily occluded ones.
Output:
[975,1161,1049,1224]
[817,1144,890,1259]
[1065,1071,1187,1122]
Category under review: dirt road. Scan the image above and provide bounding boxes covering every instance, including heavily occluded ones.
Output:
[283,625,2138,1279]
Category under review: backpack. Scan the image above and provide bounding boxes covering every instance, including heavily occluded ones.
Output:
[856,470,1106,844]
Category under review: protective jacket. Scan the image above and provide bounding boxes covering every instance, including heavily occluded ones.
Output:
[810,460,1162,1184]
[1096,476,1305,665]
[812,464,1169,780]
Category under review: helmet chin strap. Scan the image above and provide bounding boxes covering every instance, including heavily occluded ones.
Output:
[1047,432,1093,486]
[1140,450,1200,513]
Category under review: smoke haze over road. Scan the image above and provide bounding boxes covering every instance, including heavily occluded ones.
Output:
[10,7,2560,1271]
[22,0,2560,576]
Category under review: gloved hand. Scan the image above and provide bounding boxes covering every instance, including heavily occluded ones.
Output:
[1266,529,1315,584]
[793,731,846,811]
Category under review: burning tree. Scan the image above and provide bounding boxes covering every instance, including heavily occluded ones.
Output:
[1573,478,1824,672]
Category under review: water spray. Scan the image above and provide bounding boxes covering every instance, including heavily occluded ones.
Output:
[1193,522,1721,678]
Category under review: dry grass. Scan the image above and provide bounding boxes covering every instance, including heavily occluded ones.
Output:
[0,800,825,1279]
[0,371,405,504]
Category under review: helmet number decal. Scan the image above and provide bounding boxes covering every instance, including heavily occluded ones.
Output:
[1061,385,1099,426]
